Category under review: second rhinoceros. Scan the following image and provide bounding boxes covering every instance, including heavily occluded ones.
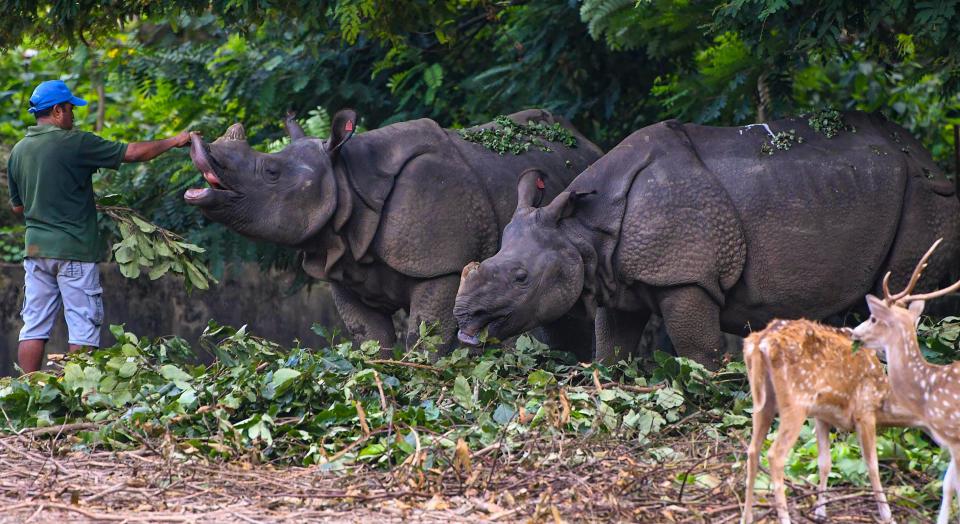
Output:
[454,111,960,368]
[186,109,602,356]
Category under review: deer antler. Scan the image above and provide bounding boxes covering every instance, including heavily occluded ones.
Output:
[882,238,944,305]
[903,241,960,302]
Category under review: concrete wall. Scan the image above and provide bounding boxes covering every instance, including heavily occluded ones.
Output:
[0,263,344,376]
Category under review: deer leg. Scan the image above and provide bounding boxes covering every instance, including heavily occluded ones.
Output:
[953,455,960,524]
[938,456,957,524]
[768,408,806,524]
[855,416,893,523]
[743,385,776,524]
[813,419,832,520]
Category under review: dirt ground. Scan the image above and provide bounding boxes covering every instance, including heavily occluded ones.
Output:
[0,423,938,523]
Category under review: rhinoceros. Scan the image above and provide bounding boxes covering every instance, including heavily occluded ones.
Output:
[185,109,603,356]
[454,111,960,367]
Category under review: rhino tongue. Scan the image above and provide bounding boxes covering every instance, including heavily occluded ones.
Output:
[458,330,480,346]
[203,171,223,189]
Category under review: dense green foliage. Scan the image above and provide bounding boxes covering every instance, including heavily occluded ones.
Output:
[1,1,957,276]
[0,323,719,466]
[0,318,955,514]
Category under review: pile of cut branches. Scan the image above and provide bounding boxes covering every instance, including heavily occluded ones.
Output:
[0,318,956,521]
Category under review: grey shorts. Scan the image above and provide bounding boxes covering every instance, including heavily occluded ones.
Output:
[20,258,104,347]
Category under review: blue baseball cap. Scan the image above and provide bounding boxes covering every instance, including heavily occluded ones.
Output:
[28,80,87,114]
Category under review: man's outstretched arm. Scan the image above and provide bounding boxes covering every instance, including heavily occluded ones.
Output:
[123,130,195,163]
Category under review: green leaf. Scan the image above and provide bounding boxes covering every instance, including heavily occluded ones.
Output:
[114,246,135,264]
[177,389,196,406]
[182,260,210,290]
[452,375,474,408]
[118,360,137,378]
[270,368,301,391]
[138,239,156,262]
[263,55,284,71]
[471,360,495,380]
[656,388,685,410]
[118,261,141,279]
[155,242,173,258]
[97,194,123,206]
[527,370,556,387]
[148,260,172,280]
[160,364,193,389]
[423,63,444,89]
[131,215,157,234]
[493,403,516,425]
[177,241,206,254]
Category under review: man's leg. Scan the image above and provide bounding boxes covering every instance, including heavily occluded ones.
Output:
[59,261,103,352]
[18,258,62,373]
[17,340,46,374]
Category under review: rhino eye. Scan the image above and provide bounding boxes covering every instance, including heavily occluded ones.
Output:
[263,165,281,182]
[514,269,528,283]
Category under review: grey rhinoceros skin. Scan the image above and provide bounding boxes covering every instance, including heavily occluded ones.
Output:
[454,111,960,368]
[185,109,603,357]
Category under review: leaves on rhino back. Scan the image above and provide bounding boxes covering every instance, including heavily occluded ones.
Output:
[458,114,578,155]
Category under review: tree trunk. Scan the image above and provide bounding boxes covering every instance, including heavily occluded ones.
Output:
[756,73,771,123]
[95,76,105,132]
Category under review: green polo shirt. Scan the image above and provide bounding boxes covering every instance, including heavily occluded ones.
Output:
[7,125,127,262]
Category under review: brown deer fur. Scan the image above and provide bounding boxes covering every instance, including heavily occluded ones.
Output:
[742,319,904,524]
[851,238,960,524]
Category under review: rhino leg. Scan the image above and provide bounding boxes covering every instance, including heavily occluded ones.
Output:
[655,286,725,369]
[406,274,461,358]
[330,283,397,357]
[594,307,650,364]
[536,314,597,362]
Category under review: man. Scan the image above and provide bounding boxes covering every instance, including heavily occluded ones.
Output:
[6,79,196,373]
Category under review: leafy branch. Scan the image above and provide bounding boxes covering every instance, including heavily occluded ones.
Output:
[97,196,216,291]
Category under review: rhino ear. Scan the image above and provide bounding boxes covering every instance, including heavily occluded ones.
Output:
[328,109,358,160]
[516,169,547,209]
[284,109,306,140]
[540,189,595,224]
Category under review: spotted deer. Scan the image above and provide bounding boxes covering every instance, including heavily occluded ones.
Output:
[852,238,960,524]
[742,319,912,524]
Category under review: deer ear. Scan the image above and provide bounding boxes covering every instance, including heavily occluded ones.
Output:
[328,109,358,159]
[908,300,926,319]
[865,294,892,319]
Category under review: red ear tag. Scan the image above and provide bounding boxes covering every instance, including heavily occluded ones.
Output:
[345,120,354,132]
[536,177,545,190]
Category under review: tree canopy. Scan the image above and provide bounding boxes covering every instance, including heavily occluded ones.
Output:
[1,0,958,273]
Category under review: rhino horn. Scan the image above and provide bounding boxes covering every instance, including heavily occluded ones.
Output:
[222,123,247,141]
[460,261,480,282]
[458,261,481,293]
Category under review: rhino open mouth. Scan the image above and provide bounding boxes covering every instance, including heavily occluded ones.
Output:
[186,134,235,205]
[456,313,510,347]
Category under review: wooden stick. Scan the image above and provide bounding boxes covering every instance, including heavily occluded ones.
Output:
[599,382,664,394]
[15,422,101,438]
[366,359,442,373]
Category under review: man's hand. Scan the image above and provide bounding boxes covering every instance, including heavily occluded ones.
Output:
[11,205,24,216]
[173,130,197,148]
